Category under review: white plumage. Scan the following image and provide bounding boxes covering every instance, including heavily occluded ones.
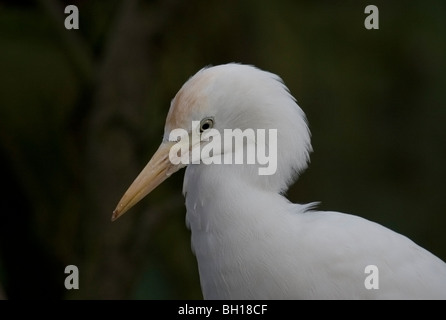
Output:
[113,63,446,299]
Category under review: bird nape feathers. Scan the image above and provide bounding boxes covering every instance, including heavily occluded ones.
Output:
[113,63,446,299]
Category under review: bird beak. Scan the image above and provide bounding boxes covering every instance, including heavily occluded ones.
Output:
[112,141,181,221]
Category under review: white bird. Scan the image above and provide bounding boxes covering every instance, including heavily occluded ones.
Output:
[112,63,446,299]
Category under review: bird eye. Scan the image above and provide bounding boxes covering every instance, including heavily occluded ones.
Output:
[200,117,214,133]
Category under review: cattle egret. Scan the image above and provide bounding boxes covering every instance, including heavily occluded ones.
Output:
[113,63,446,299]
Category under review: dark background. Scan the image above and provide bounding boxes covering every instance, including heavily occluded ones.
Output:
[0,0,445,299]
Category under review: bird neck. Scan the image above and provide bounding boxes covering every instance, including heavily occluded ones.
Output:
[183,164,295,233]
[183,164,308,299]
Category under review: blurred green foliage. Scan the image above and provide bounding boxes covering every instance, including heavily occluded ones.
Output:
[0,0,445,299]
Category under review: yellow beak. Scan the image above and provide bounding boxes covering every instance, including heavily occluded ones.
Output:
[112,141,181,221]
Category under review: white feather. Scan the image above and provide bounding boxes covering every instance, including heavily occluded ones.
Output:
[171,63,446,299]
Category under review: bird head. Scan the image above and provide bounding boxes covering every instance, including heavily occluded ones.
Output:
[112,63,312,221]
